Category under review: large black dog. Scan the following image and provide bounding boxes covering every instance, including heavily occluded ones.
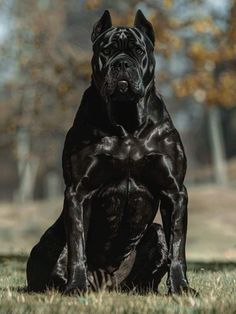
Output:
[27,10,196,295]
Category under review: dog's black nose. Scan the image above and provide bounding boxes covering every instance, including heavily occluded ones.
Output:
[112,59,132,71]
[117,80,129,93]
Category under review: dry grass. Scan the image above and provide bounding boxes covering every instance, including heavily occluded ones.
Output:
[0,256,235,314]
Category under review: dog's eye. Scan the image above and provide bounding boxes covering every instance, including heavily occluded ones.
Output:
[136,47,145,56]
[103,48,111,56]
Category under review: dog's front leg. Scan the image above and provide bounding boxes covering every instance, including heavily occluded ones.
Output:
[160,186,196,295]
[63,185,89,295]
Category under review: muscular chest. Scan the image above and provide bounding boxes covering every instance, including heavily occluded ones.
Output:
[94,135,157,163]
[69,129,180,194]
[90,133,177,193]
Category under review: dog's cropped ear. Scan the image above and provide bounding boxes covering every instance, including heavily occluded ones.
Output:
[134,10,155,45]
[91,10,112,43]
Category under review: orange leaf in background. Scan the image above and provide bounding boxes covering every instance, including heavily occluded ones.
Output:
[57,82,71,96]
[84,0,102,10]
[163,0,173,9]
[188,42,206,58]
[112,9,134,26]
[192,18,221,35]
[217,72,236,107]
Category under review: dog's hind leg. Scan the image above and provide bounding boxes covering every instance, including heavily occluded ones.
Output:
[121,223,168,293]
[27,207,66,292]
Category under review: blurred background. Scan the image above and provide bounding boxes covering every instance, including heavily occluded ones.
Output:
[0,0,235,261]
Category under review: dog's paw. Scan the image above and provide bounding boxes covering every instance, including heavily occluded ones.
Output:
[62,283,88,296]
[168,285,199,297]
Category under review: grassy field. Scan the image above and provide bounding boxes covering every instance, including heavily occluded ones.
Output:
[0,184,235,313]
[0,256,235,314]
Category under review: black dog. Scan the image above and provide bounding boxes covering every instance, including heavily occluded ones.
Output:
[27,10,196,295]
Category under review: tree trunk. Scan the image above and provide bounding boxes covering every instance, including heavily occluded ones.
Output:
[45,171,61,199]
[14,128,39,202]
[208,106,228,185]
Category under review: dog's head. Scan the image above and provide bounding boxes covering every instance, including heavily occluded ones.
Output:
[91,10,155,105]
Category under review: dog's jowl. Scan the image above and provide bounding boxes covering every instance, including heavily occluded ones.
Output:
[27,10,196,295]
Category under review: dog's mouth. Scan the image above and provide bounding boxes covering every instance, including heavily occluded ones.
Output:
[105,82,145,132]
[99,69,146,131]
[102,77,144,104]
[111,80,138,102]
[117,80,129,93]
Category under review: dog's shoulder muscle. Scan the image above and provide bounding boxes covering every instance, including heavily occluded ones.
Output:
[62,85,108,185]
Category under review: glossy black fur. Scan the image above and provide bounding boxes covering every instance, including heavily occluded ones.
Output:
[27,10,196,295]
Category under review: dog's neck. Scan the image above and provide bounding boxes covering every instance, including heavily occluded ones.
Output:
[90,79,155,136]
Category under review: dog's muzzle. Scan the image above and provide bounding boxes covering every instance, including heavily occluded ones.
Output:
[117,80,129,94]
[102,55,144,102]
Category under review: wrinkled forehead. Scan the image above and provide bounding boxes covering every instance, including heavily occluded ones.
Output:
[100,27,146,47]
